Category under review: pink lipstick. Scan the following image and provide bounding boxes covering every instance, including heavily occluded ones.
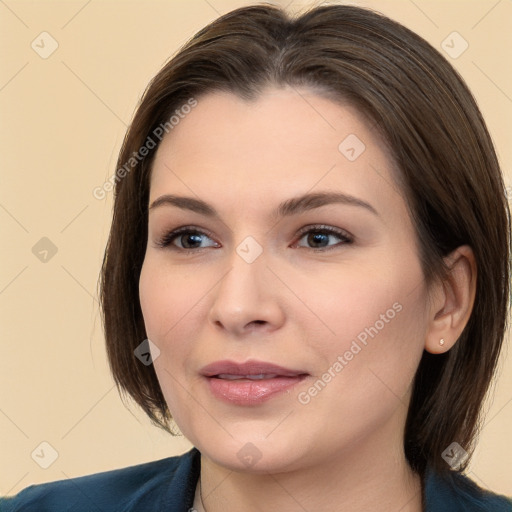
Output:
[201,360,308,405]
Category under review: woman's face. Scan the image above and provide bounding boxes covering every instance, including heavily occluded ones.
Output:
[139,87,431,472]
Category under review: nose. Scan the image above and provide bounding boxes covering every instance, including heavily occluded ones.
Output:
[208,250,286,337]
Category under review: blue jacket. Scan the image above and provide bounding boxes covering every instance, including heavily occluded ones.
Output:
[1,448,511,511]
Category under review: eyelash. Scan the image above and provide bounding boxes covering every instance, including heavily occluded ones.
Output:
[154,224,353,252]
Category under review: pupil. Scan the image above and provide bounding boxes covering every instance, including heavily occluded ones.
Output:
[308,232,328,247]
[183,233,202,248]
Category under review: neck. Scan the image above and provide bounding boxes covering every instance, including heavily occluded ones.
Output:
[198,418,423,512]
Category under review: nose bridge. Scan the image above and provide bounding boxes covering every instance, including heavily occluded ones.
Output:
[215,246,267,311]
[208,242,284,333]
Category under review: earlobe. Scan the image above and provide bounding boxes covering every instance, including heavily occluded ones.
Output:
[425,245,477,354]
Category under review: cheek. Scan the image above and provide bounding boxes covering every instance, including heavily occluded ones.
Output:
[292,265,428,444]
[138,258,201,408]
[289,260,414,343]
[139,257,208,342]
[139,261,169,341]
[138,259,204,423]
[291,254,428,388]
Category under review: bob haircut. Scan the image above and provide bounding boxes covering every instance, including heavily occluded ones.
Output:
[99,3,511,476]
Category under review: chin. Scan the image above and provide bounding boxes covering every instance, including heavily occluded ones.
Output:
[192,430,312,474]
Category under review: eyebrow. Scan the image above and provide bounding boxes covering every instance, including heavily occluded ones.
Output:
[148,191,379,218]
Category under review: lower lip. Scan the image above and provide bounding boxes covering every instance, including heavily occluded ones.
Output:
[206,375,307,405]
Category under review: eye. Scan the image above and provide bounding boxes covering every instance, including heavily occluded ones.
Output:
[154,225,352,252]
[155,227,219,250]
[295,225,353,250]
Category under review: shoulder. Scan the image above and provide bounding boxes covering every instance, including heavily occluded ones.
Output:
[425,466,512,511]
[0,448,200,512]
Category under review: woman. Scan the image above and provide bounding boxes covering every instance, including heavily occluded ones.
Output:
[2,3,510,511]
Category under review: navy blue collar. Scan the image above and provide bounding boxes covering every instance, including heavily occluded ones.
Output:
[3,446,509,511]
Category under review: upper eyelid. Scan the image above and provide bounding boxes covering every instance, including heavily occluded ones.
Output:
[162,224,349,238]
[296,224,351,237]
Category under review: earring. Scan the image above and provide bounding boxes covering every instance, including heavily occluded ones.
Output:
[439,338,445,346]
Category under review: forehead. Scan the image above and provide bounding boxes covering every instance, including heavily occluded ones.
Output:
[149,87,402,217]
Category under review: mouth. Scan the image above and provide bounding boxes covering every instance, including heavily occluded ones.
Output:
[200,360,309,405]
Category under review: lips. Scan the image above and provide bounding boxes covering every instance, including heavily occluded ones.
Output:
[201,360,309,405]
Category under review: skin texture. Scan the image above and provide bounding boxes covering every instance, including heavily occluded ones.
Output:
[139,87,476,511]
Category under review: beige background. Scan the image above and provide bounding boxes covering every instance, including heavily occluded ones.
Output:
[1,0,511,498]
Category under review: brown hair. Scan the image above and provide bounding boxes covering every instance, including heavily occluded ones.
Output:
[99,3,511,476]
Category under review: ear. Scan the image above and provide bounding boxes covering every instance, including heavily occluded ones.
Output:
[425,245,477,354]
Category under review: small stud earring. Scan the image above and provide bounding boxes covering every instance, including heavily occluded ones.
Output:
[440,338,445,346]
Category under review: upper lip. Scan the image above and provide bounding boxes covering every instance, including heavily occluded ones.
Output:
[200,359,308,378]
